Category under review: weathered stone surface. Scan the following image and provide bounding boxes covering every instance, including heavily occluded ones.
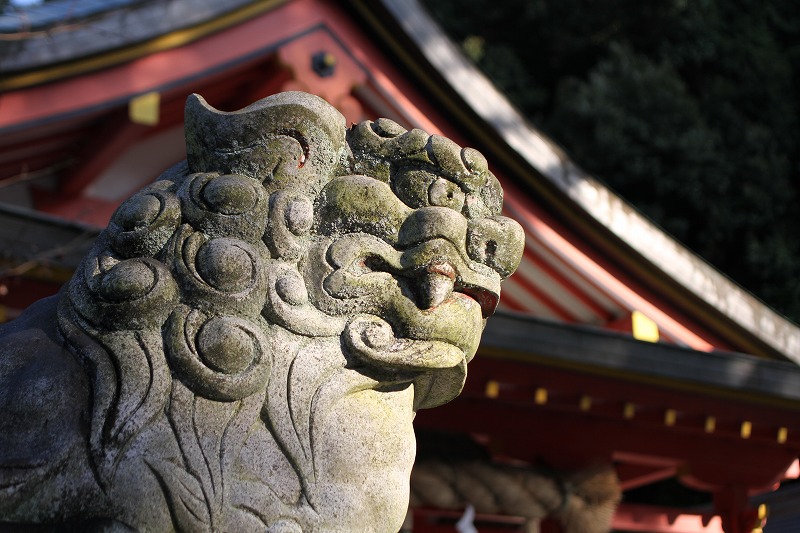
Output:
[0,92,524,532]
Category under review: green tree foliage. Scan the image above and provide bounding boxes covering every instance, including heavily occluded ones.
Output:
[423,0,800,321]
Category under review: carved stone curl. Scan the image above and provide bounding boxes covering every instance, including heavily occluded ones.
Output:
[0,92,524,532]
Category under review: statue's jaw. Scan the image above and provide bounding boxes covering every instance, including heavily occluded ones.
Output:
[338,286,482,410]
[300,231,484,407]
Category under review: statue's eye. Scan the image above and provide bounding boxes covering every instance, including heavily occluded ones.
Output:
[428,178,465,211]
[362,255,392,274]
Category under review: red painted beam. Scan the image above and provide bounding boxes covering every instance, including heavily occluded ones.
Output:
[461,357,800,447]
[416,396,797,493]
[505,263,580,322]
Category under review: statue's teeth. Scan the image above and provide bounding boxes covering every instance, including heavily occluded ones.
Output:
[419,272,455,309]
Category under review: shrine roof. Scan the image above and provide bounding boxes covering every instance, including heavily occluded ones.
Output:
[354,0,800,363]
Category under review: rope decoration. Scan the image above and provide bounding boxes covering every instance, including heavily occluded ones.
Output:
[409,460,621,533]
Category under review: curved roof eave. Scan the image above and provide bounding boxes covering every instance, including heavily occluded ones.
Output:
[357,0,800,363]
[483,311,800,409]
[0,0,288,90]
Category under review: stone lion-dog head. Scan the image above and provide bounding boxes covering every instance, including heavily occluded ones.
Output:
[0,92,523,532]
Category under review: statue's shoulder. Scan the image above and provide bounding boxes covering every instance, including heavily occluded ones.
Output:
[0,295,93,522]
[0,293,88,442]
[0,295,71,373]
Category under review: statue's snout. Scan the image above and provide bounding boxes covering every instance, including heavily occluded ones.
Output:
[397,207,524,317]
[466,216,525,279]
[397,207,523,280]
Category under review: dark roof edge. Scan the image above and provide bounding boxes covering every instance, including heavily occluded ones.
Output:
[1,0,256,72]
[371,0,800,364]
[484,311,800,407]
[0,204,99,273]
[0,202,101,234]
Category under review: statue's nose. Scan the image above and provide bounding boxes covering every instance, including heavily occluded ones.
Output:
[396,207,524,317]
[397,206,468,249]
[396,206,524,280]
[466,216,525,278]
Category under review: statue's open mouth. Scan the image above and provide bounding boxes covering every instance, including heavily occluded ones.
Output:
[409,261,499,319]
[321,233,498,351]
[341,312,471,409]
[310,233,495,409]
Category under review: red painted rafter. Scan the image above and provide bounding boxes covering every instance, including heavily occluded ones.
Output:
[506,265,580,322]
[57,113,150,198]
[521,245,617,322]
[501,179,730,351]
[417,354,800,495]
[462,357,800,449]
[617,463,681,491]
[418,396,797,492]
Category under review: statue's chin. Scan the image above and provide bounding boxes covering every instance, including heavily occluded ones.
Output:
[312,380,416,532]
[337,291,483,410]
[344,292,482,371]
[395,291,485,364]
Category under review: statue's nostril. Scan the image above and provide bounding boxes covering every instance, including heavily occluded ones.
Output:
[485,239,498,258]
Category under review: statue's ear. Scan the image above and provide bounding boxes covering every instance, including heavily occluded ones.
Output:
[184,92,347,192]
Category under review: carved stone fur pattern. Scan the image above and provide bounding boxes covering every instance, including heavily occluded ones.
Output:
[0,92,524,532]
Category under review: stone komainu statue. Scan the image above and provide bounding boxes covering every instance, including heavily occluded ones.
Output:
[0,92,524,532]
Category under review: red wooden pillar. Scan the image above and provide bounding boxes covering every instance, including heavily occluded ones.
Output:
[714,486,760,533]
